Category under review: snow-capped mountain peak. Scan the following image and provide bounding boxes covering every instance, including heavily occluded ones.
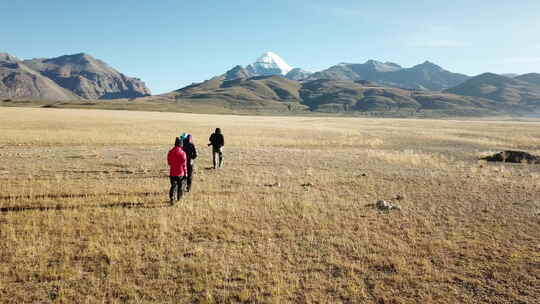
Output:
[246,51,293,76]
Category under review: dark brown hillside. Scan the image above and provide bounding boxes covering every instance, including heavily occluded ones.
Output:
[514,73,540,86]
[173,75,503,115]
[445,73,540,106]
[176,75,302,103]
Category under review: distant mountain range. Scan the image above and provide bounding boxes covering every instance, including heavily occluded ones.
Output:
[168,51,540,115]
[221,52,468,91]
[0,52,150,100]
[3,50,540,116]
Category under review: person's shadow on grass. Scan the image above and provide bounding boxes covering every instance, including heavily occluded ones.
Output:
[0,201,168,214]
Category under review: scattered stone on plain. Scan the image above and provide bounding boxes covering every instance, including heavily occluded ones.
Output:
[262,182,280,188]
[481,150,540,164]
[376,200,401,211]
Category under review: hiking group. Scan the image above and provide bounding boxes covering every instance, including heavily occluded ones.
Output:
[167,128,225,205]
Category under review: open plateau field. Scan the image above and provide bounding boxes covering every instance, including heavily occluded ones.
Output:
[0,107,539,303]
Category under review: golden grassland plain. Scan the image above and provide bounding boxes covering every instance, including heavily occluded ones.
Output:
[0,107,539,303]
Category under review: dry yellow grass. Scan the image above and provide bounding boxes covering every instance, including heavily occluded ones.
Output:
[0,107,539,303]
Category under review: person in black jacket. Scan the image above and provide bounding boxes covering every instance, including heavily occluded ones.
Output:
[208,128,224,169]
[182,134,197,192]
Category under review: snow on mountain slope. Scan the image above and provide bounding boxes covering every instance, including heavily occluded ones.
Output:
[246,51,293,76]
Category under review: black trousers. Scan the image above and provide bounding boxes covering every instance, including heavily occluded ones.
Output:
[212,147,223,168]
[186,162,194,190]
[169,176,186,201]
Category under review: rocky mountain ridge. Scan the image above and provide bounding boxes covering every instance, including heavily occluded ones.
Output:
[0,53,81,101]
[0,52,151,100]
[307,60,469,91]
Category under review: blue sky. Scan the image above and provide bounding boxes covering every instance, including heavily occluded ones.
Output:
[2,0,539,94]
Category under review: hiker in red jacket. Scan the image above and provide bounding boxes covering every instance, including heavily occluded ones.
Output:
[167,137,188,205]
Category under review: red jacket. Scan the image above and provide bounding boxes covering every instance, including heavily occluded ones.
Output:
[167,146,187,177]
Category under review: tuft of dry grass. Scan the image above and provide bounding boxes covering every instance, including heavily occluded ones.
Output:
[0,107,539,303]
